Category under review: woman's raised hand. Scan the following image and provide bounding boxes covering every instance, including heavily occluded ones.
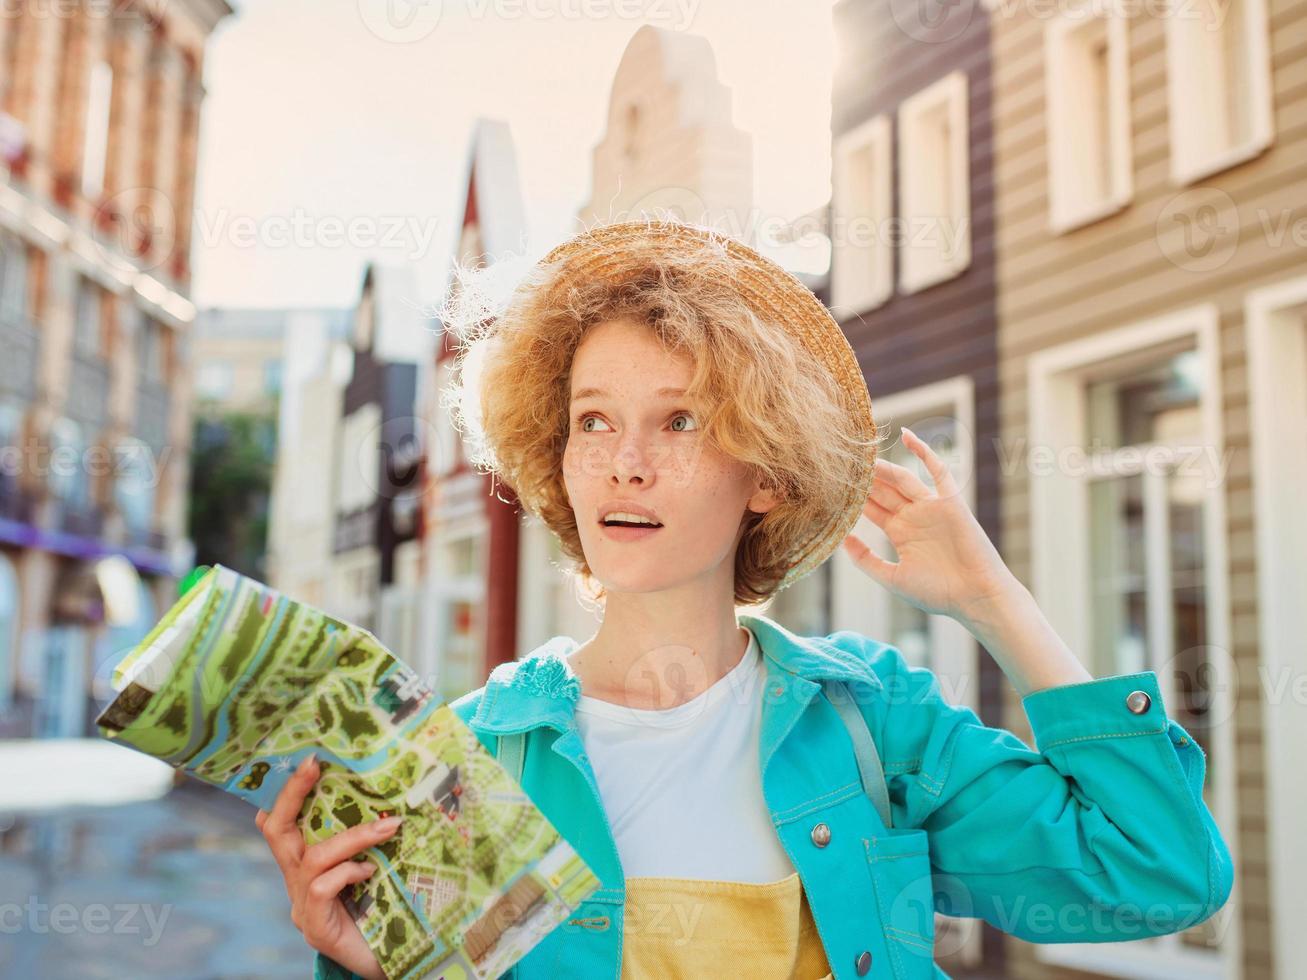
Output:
[255,754,399,980]
[842,426,1021,629]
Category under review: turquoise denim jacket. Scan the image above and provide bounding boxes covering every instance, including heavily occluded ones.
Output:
[315,612,1233,980]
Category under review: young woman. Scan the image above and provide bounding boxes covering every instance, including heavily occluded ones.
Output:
[257,220,1233,980]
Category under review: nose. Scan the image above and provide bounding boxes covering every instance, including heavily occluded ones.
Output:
[611,440,654,485]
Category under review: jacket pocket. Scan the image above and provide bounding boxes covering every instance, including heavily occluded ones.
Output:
[865,828,937,979]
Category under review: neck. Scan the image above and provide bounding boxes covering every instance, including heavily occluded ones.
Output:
[569,592,751,710]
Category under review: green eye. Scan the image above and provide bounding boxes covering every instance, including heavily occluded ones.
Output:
[670,412,697,432]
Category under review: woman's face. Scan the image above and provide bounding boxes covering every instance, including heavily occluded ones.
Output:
[562,318,778,596]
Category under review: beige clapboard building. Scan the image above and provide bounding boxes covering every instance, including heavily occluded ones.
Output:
[983,0,1306,976]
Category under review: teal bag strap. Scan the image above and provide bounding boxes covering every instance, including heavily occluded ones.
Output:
[825,678,893,830]
[495,733,527,980]
[497,731,527,782]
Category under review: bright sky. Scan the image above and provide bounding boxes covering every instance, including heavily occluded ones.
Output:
[190,0,837,308]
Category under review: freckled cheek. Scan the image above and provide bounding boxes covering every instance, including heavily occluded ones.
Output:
[563,442,609,484]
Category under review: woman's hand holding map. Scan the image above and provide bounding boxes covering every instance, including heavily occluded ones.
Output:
[256,754,395,980]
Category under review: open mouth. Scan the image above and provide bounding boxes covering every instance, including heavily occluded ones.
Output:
[598,518,664,540]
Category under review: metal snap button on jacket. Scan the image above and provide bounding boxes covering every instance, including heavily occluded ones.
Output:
[855,950,872,975]
[811,822,832,847]
[1126,690,1151,714]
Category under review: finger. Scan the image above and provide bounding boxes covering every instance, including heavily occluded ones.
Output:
[301,860,378,938]
[842,534,898,590]
[874,456,932,501]
[902,426,960,498]
[860,495,895,530]
[869,474,911,513]
[255,808,268,831]
[263,755,319,855]
[303,816,403,879]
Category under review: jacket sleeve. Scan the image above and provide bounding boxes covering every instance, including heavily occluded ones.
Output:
[845,633,1235,944]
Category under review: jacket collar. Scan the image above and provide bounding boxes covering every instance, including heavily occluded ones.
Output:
[467,612,882,737]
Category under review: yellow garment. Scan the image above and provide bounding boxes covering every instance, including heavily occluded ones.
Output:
[620,872,833,980]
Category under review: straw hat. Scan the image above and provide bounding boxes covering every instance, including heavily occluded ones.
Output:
[538,218,877,591]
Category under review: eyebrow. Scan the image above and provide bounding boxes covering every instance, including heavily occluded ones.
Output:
[571,386,689,402]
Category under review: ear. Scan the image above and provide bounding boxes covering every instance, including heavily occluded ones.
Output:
[747,485,782,516]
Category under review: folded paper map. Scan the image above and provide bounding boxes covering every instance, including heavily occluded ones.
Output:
[95,564,601,980]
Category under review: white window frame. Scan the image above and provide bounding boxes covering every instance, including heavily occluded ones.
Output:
[897,71,970,294]
[1244,274,1307,980]
[1045,5,1133,233]
[1165,0,1273,185]
[832,375,978,711]
[831,113,892,315]
[1026,305,1240,979]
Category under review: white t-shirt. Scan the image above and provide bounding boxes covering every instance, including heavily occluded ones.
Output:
[571,627,796,883]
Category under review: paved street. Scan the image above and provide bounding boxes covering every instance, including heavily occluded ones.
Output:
[0,777,312,979]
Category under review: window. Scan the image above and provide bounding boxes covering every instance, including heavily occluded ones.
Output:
[622,102,642,162]
[0,400,20,448]
[0,401,22,496]
[195,362,233,401]
[0,553,17,711]
[828,375,983,970]
[831,376,978,709]
[1045,6,1132,232]
[73,277,102,356]
[441,533,483,699]
[138,314,166,383]
[113,436,155,534]
[48,416,90,509]
[1028,306,1236,978]
[81,60,112,199]
[1166,0,1273,184]
[764,555,828,639]
[832,114,892,315]
[897,71,970,293]
[263,358,282,395]
[0,231,28,322]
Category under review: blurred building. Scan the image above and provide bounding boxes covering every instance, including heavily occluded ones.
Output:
[191,306,351,415]
[0,0,232,737]
[264,310,354,610]
[980,0,1306,975]
[196,305,349,586]
[265,266,432,664]
[329,262,430,638]
[415,117,532,701]
[575,23,753,233]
